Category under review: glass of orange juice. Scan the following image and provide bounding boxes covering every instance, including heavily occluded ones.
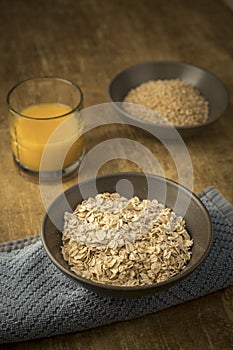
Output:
[7,77,84,180]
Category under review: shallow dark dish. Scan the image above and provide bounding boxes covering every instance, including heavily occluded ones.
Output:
[108,61,228,137]
[41,173,213,297]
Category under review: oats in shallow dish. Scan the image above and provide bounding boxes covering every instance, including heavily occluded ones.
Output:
[124,79,209,126]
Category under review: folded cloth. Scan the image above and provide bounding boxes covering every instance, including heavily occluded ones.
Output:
[0,186,232,344]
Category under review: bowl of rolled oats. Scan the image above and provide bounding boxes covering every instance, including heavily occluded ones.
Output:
[41,173,213,297]
[109,61,228,136]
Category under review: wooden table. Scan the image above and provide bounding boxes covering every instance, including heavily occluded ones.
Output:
[0,0,232,348]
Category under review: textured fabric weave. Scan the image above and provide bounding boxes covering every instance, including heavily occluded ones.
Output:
[0,186,232,344]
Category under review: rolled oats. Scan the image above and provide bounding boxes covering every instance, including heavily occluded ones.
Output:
[61,193,193,286]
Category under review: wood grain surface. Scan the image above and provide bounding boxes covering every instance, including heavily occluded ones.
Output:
[0,0,232,349]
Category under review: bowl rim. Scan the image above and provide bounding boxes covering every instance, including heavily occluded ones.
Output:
[108,60,229,130]
[41,172,213,293]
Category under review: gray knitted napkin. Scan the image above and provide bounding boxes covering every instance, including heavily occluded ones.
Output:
[0,186,232,344]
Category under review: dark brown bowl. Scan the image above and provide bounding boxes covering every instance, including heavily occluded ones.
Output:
[108,61,229,137]
[41,173,213,297]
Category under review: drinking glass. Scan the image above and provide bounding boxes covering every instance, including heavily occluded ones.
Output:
[7,77,84,180]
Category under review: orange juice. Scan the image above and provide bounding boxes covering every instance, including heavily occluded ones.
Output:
[9,103,84,172]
